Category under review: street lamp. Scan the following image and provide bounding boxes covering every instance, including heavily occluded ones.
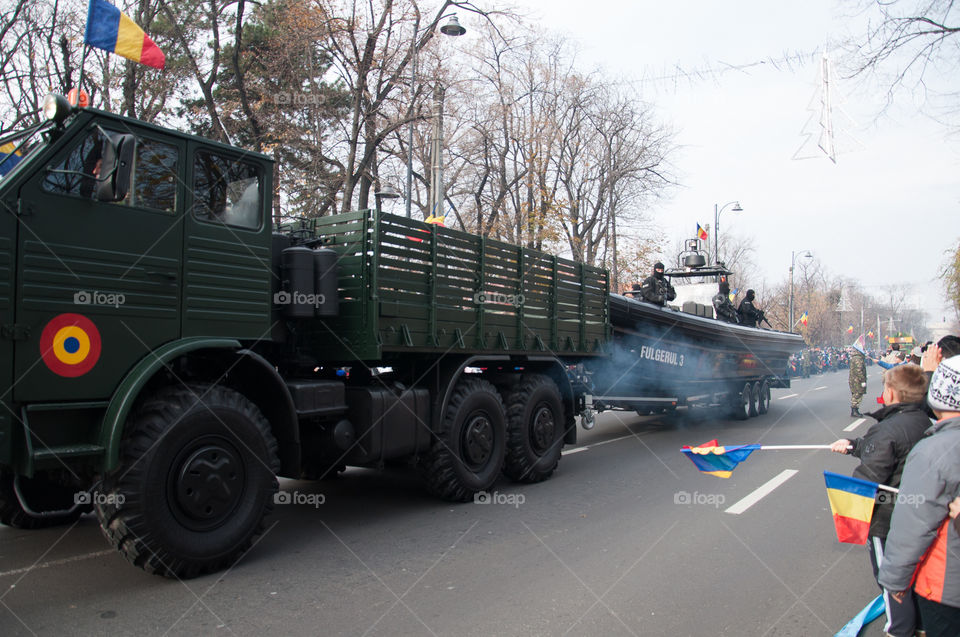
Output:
[788,249,813,331]
[404,14,466,218]
[375,184,399,212]
[713,200,743,265]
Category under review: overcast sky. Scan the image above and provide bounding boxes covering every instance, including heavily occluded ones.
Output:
[514,0,958,322]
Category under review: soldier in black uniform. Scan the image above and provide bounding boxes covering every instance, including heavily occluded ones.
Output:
[712,281,739,324]
[639,262,676,306]
[737,289,763,328]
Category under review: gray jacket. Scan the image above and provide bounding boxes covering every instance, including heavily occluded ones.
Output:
[877,415,960,606]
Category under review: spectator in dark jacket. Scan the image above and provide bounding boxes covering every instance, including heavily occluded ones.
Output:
[831,363,931,637]
[878,355,960,637]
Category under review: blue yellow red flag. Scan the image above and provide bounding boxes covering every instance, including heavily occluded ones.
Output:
[823,471,878,544]
[0,142,22,176]
[681,439,760,478]
[85,0,165,70]
[729,287,738,303]
[697,223,708,241]
[799,311,809,326]
[847,325,854,334]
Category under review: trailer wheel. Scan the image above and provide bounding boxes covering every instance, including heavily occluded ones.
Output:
[748,383,760,417]
[96,385,279,579]
[422,378,506,502]
[0,470,87,529]
[731,383,753,420]
[502,375,564,483]
[756,381,771,415]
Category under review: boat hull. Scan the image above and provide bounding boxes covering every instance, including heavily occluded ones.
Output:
[586,294,805,406]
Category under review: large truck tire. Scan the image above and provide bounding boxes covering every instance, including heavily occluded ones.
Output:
[0,470,87,529]
[501,375,564,483]
[96,384,279,579]
[422,378,506,502]
[730,383,754,421]
[756,381,771,415]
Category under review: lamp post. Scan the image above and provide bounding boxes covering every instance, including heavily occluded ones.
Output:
[404,13,465,218]
[375,184,399,212]
[788,249,813,331]
[713,200,743,265]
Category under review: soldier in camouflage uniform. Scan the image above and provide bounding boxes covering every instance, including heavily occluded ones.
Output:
[848,346,867,417]
[800,349,812,378]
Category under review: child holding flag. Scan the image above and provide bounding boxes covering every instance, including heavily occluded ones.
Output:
[878,355,960,637]
[831,363,931,637]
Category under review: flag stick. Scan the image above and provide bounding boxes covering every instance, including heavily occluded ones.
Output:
[758,444,836,450]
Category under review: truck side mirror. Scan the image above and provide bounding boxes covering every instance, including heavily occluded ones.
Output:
[97,132,135,202]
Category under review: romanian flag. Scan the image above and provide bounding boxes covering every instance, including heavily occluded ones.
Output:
[867,330,875,339]
[729,287,738,303]
[847,325,854,334]
[425,214,445,226]
[681,439,760,478]
[0,142,22,176]
[799,311,809,326]
[697,223,708,241]
[823,471,878,544]
[85,0,165,70]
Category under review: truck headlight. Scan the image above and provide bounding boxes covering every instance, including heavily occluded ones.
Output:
[42,93,71,124]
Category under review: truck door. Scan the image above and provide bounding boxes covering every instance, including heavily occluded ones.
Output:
[0,178,17,450]
[13,123,184,402]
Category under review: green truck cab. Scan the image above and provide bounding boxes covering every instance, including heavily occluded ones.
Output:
[0,95,604,578]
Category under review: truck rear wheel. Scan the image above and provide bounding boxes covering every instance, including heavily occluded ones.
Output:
[730,383,753,420]
[502,375,564,483]
[422,378,506,502]
[0,470,86,529]
[756,381,771,415]
[96,385,279,579]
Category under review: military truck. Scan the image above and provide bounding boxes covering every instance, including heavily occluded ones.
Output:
[0,94,801,578]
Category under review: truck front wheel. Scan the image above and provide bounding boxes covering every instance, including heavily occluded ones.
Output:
[502,375,564,483]
[96,385,279,578]
[422,378,506,502]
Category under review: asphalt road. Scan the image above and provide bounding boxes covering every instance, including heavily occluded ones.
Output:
[1,367,899,636]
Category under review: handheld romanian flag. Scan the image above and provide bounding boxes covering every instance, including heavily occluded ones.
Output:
[0,142,23,177]
[681,439,760,478]
[425,214,445,227]
[85,0,165,70]
[729,287,739,303]
[799,311,809,326]
[823,471,878,544]
[847,325,854,334]
[867,330,875,339]
[697,223,708,241]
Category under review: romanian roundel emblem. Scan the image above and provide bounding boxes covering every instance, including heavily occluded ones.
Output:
[39,313,102,377]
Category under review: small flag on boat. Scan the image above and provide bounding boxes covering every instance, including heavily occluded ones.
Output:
[681,439,760,478]
[697,223,708,240]
[85,0,166,70]
[799,311,809,326]
[823,471,878,544]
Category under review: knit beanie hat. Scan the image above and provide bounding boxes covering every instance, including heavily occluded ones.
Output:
[927,354,960,413]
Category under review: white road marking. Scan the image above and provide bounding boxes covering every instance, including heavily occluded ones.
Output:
[812,386,827,391]
[778,393,799,400]
[844,418,866,432]
[725,470,799,515]
[0,549,116,578]
[561,433,636,456]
